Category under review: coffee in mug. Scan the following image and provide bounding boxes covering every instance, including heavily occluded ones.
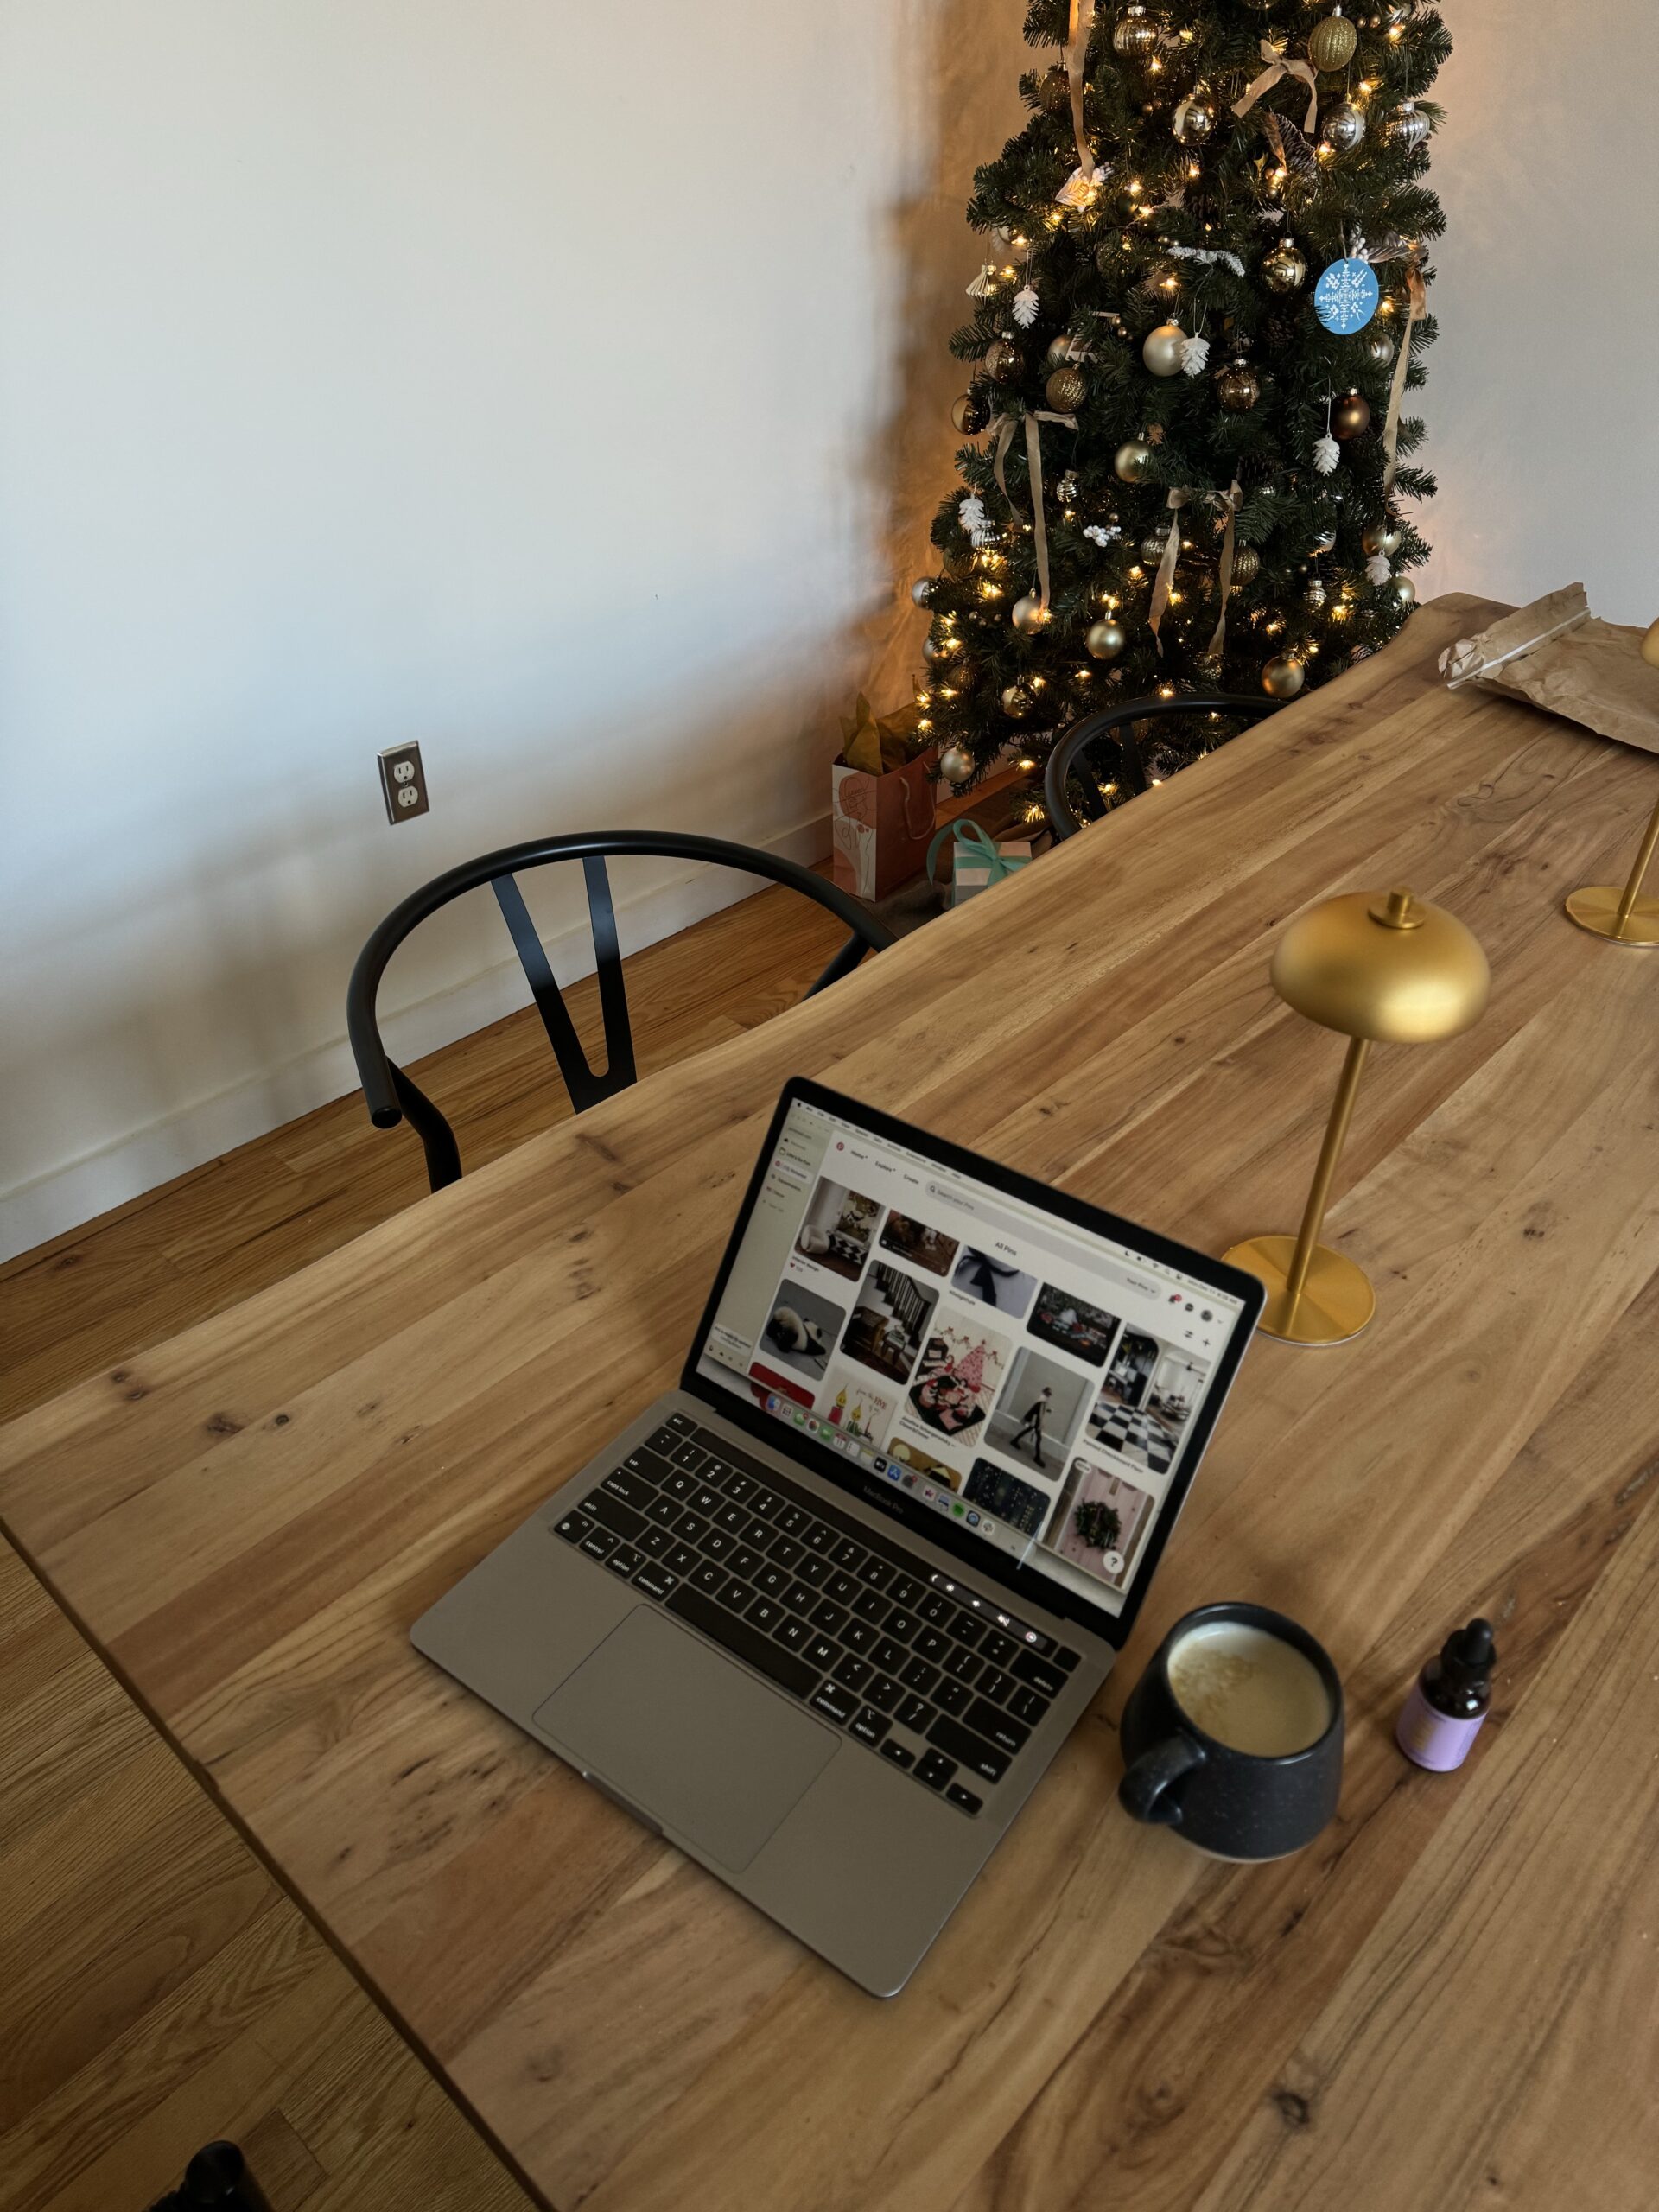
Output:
[1166,1618,1332,1758]
[1118,1603,1344,1860]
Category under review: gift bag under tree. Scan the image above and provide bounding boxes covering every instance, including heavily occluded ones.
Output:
[831,696,936,899]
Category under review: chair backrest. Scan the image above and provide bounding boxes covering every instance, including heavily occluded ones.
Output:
[347,831,895,1192]
[1043,696,1281,840]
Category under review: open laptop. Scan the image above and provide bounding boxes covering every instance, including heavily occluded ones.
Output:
[412,1078,1264,1995]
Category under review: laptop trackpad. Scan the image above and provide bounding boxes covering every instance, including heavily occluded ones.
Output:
[531,1607,838,1872]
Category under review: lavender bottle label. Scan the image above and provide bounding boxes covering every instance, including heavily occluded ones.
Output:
[1395,1681,1485,1771]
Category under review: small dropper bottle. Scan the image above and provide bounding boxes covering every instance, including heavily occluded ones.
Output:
[1396,1618,1496,1772]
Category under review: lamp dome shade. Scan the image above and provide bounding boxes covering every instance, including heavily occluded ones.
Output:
[1270,888,1490,1044]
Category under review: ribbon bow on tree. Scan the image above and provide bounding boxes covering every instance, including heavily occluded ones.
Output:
[1055,0,1106,206]
[1232,39,1319,137]
[1147,481,1243,661]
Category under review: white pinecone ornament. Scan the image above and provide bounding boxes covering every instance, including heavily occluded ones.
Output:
[1013,285,1039,328]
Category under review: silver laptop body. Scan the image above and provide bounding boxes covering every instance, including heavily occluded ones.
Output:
[412,1079,1263,1996]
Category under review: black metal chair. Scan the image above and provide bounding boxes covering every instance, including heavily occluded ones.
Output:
[1043,696,1281,840]
[147,2141,268,2212]
[347,831,895,1192]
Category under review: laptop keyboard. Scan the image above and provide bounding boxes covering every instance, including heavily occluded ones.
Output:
[550,1412,1079,1818]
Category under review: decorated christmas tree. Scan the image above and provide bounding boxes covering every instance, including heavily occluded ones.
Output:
[914,1,1448,804]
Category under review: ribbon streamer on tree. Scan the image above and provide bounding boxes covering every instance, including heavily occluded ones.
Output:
[1147,483,1241,656]
[1382,265,1428,493]
[989,409,1078,614]
[1232,40,1319,137]
[1056,0,1103,205]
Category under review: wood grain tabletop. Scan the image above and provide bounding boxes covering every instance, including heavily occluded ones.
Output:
[3,594,1657,2212]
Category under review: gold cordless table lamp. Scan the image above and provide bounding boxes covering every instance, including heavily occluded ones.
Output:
[1565,616,1659,945]
[1224,887,1491,1347]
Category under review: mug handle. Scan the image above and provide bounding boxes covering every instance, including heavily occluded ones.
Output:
[1119,1733,1205,1827]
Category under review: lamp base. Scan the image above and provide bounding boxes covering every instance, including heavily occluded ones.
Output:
[1223,1235,1376,1348]
[1565,886,1659,946]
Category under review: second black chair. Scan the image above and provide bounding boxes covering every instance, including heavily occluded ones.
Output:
[347,832,894,1192]
[1043,696,1281,841]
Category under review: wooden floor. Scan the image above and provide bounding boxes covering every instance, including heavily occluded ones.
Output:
[0,880,848,2212]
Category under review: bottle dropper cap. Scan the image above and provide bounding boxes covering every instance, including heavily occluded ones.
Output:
[1441,1618,1495,1687]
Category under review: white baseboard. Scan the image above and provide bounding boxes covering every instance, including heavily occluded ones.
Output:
[0,814,831,1265]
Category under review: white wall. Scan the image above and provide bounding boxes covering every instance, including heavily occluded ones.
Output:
[0,0,1024,1258]
[3,3,1655,1262]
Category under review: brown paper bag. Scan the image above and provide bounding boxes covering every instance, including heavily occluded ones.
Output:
[1440,585,1659,757]
[831,748,937,899]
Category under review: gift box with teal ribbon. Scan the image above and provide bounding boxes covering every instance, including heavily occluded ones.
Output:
[926,820,1036,907]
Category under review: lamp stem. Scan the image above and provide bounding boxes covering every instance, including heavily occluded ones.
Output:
[1284,1035,1372,1309]
[1614,791,1659,930]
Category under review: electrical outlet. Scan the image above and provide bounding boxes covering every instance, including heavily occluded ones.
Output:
[378,741,430,823]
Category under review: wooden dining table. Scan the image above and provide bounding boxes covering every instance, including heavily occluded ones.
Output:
[3,592,1657,2212]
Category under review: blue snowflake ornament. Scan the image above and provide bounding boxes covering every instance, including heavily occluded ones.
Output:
[1314,257,1380,335]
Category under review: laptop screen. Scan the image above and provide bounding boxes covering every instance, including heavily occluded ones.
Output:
[691,1089,1253,1633]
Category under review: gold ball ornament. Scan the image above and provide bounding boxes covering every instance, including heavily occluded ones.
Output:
[1230,544,1262,588]
[1311,526,1338,556]
[1362,521,1404,558]
[1363,328,1395,370]
[1332,389,1372,440]
[1116,438,1155,482]
[911,577,936,607]
[950,389,990,435]
[1385,100,1430,152]
[982,340,1022,384]
[991,223,1028,254]
[938,743,976,785]
[1086,619,1128,660]
[1045,365,1088,412]
[1011,594,1050,635]
[1643,619,1659,670]
[1263,654,1306,700]
[1142,322,1187,378]
[1036,66,1073,116]
[921,632,948,664]
[1392,576,1417,608]
[1001,683,1033,719]
[1113,6,1158,59]
[1306,10,1359,73]
[1173,98,1216,146]
[1141,529,1173,565]
[1216,359,1261,413]
[1324,99,1367,153]
[1046,334,1087,368]
[1263,237,1308,294]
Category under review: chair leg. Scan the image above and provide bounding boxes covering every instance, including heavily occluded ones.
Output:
[147,2140,270,2212]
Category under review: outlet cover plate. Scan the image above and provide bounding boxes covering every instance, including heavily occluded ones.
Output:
[378,741,430,823]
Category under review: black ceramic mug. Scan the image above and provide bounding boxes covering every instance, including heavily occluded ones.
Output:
[1117,1602,1344,1860]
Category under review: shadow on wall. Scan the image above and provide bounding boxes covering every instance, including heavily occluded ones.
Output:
[855,3,1032,715]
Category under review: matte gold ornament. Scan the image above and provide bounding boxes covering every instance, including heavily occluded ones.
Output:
[1363,327,1395,369]
[1142,322,1187,378]
[950,390,990,435]
[911,577,936,607]
[1263,237,1308,294]
[1012,594,1050,634]
[983,340,1022,384]
[1224,886,1490,1344]
[1036,66,1073,116]
[1306,10,1359,73]
[938,743,976,785]
[1392,575,1417,607]
[1216,359,1261,413]
[1230,544,1262,588]
[1113,5,1158,58]
[1045,365,1088,412]
[1173,98,1216,146]
[1263,653,1306,700]
[1332,388,1371,440]
[1325,99,1367,152]
[1116,438,1155,482]
[1362,520,1403,558]
[1385,99,1430,151]
[1086,618,1128,659]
